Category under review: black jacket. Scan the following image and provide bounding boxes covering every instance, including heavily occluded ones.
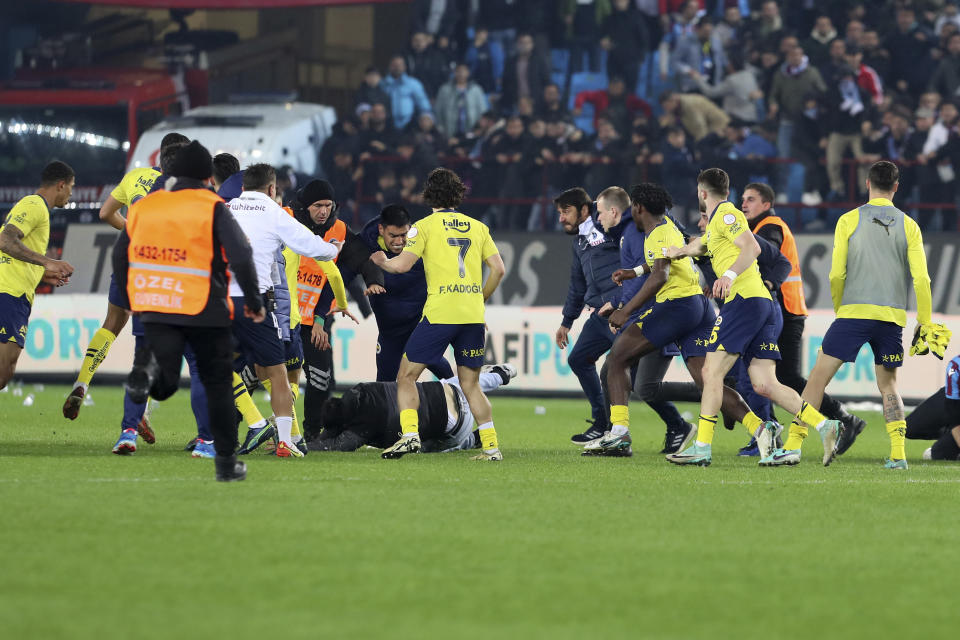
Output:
[501,52,551,112]
[112,178,262,327]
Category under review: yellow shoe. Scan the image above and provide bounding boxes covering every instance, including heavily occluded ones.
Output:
[276,441,304,458]
[470,449,503,461]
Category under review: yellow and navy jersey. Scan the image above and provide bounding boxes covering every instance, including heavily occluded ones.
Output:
[111,167,161,207]
[704,201,771,303]
[645,218,702,303]
[0,195,51,304]
[403,209,498,324]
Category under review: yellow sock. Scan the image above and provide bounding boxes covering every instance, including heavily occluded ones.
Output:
[742,411,763,437]
[798,401,828,429]
[290,384,301,438]
[262,379,272,395]
[233,372,265,427]
[783,420,807,451]
[610,404,630,428]
[77,328,116,386]
[697,414,718,445]
[400,409,420,436]
[886,420,906,460]
[477,421,499,450]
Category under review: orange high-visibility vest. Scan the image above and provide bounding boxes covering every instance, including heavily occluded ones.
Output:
[754,215,808,316]
[296,218,346,326]
[126,189,223,316]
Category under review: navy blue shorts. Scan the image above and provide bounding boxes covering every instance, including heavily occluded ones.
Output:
[108,273,144,337]
[627,306,681,358]
[285,323,304,372]
[638,295,716,359]
[0,293,31,348]
[708,295,782,362]
[405,318,486,368]
[822,318,904,367]
[230,296,285,367]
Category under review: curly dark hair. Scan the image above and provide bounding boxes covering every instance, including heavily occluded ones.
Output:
[422,167,466,209]
[630,183,674,217]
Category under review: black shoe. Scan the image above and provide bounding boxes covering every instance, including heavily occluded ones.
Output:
[661,422,694,454]
[836,413,867,455]
[215,454,247,482]
[571,420,606,445]
[184,437,199,452]
[126,348,158,404]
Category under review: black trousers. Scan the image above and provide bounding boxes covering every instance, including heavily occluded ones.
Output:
[301,323,334,439]
[906,387,960,460]
[777,314,845,420]
[142,323,237,457]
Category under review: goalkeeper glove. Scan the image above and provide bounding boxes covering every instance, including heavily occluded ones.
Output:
[910,323,952,359]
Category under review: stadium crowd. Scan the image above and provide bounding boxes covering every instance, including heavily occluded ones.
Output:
[322,0,960,232]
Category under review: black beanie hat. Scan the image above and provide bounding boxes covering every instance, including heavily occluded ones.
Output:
[169,140,213,181]
[298,179,336,206]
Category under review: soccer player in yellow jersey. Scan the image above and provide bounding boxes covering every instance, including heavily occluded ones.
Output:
[664,168,840,467]
[0,161,76,389]
[763,161,936,469]
[371,168,506,460]
[62,132,189,419]
[588,183,769,458]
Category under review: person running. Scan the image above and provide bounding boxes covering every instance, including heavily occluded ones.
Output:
[761,161,940,469]
[371,168,506,461]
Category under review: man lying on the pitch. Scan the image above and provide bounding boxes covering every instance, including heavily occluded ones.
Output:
[308,364,516,452]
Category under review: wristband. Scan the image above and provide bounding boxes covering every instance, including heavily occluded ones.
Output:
[722,270,737,280]
[633,266,644,276]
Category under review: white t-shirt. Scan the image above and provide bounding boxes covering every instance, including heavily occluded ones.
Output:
[227,190,338,297]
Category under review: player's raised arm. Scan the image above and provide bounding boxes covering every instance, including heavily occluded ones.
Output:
[664,235,706,259]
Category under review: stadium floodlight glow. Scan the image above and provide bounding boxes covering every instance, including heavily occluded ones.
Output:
[4,120,121,150]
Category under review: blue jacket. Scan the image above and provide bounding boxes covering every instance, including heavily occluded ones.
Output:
[379,73,432,129]
[561,214,630,328]
[218,171,244,202]
[347,216,429,333]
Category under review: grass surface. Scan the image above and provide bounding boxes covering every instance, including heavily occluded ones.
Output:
[1,384,958,639]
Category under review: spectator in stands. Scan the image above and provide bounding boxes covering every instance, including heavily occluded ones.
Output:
[501,33,551,114]
[475,0,519,60]
[408,0,460,52]
[756,46,783,98]
[803,14,838,69]
[355,103,372,130]
[659,90,729,143]
[935,1,960,37]
[356,67,390,113]
[380,55,432,130]
[463,28,498,95]
[768,46,826,192]
[714,5,743,51]
[361,102,398,156]
[921,101,960,229]
[488,115,528,229]
[405,31,452,98]
[861,29,890,83]
[929,32,960,98]
[573,75,652,134]
[672,16,726,92]
[517,96,536,118]
[660,125,699,222]
[523,117,557,229]
[886,7,934,95]
[746,0,784,50]
[327,146,359,223]
[398,167,423,207]
[434,63,489,138]
[658,0,703,82]
[911,107,943,221]
[845,46,883,106]
[688,50,762,124]
[584,116,629,197]
[824,63,872,202]
[320,116,361,179]
[844,19,865,51]
[537,83,570,121]
[408,113,447,167]
[793,93,828,206]
[600,0,649,93]
[560,0,610,74]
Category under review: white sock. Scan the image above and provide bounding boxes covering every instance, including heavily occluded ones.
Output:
[276,416,293,444]
[479,372,503,393]
[695,440,709,447]
[249,418,268,430]
[610,424,629,436]
[292,434,302,444]
[814,420,828,432]
[75,381,88,393]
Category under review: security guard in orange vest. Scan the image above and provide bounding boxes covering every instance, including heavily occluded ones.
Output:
[741,183,867,451]
[292,180,383,437]
[112,141,264,482]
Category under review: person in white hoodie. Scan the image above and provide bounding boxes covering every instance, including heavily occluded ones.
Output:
[228,163,343,458]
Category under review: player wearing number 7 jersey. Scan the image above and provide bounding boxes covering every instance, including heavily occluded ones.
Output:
[370,168,507,460]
